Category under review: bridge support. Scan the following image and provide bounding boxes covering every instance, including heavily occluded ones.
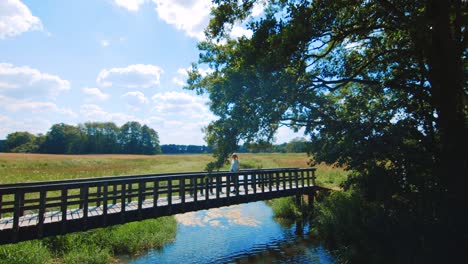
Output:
[303,191,315,209]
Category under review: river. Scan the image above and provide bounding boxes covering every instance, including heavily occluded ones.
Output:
[121,201,335,264]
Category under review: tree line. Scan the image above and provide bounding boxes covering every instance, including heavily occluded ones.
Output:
[1,122,161,155]
[0,124,308,155]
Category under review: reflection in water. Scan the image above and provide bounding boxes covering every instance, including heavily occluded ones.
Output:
[124,201,335,264]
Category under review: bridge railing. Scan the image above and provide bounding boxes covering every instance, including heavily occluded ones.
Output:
[0,168,316,242]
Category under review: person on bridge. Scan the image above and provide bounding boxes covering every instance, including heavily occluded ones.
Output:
[229,154,239,193]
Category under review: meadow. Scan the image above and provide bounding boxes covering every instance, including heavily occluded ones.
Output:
[0,153,348,187]
[0,153,348,263]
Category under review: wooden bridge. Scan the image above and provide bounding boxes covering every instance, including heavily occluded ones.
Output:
[0,168,317,245]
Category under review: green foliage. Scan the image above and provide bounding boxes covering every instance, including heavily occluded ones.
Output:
[3,121,161,155]
[188,0,466,262]
[43,216,177,257]
[5,131,41,153]
[313,190,440,264]
[0,241,51,264]
[285,137,308,153]
[269,197,302,219]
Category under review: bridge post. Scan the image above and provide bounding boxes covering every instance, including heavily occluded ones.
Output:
[205,176,210,206]
[137,181,144,220]
[37,189,46,238]
[103,182,108,226]
[120,183,126,223]
[82,185,89,230]
[295,194,302,208]
[304,191,315,209]
[60,188,67,234]
[19,192,25,216]
[215,175,221,199]
[12,191,22,242]
[153,180,159,208]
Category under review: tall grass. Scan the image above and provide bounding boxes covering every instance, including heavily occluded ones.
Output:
[0,241,51,264]
[0,153,348,187]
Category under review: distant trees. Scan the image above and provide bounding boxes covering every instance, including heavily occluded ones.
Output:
[1,127,307,155]
[161,144,211,154]
[5,132,43,153]
[3,122,161,155]
[285,138,308,153]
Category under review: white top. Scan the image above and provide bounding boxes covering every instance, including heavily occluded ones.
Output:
[230,159,239,172]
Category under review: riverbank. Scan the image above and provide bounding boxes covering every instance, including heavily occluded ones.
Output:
[0,216,176,264]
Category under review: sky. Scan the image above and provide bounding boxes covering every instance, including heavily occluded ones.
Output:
[0,0,302,145]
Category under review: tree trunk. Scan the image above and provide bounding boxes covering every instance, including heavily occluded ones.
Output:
[429,0,467,262]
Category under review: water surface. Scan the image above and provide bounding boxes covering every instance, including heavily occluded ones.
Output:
[124,201,335,264]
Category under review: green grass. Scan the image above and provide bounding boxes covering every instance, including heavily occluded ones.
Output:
[0,241,51,264]
[0,153,348,187]
[0,216,176,264]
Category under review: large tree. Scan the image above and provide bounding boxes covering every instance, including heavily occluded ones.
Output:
[188,0,467,262]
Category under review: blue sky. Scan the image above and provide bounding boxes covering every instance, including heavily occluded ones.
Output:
[0,0,301,145]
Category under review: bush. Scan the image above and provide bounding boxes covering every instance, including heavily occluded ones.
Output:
[269,197,302,219]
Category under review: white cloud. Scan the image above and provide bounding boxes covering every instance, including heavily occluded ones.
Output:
[172,67,189,86]
[97,64,163,88]
[152,0,212,40]
[152,91,211,117]
[121,91,149,111]
[113,0,148,12]
[114,0,264,40]
[274,126,305,144]
[230,24,253,39]
[0,63,70,98]
[172,66,213,86]
[0,95,76,117]
[147,91,217,144]
[80,104,136,124]
[82,87,109,101]
[0,114,52,138]
[100,39,110,47]
[172,76,185,86]
[0,0,43,39]
[251,2,265,17]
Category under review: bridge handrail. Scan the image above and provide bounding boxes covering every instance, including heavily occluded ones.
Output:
[0,167,314,191]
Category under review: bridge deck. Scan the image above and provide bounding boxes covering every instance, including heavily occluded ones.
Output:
[0,184,302,230]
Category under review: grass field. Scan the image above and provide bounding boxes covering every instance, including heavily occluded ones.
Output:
[0,153,348,187]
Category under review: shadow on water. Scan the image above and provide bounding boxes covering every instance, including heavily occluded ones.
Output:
[120,201,335,264]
